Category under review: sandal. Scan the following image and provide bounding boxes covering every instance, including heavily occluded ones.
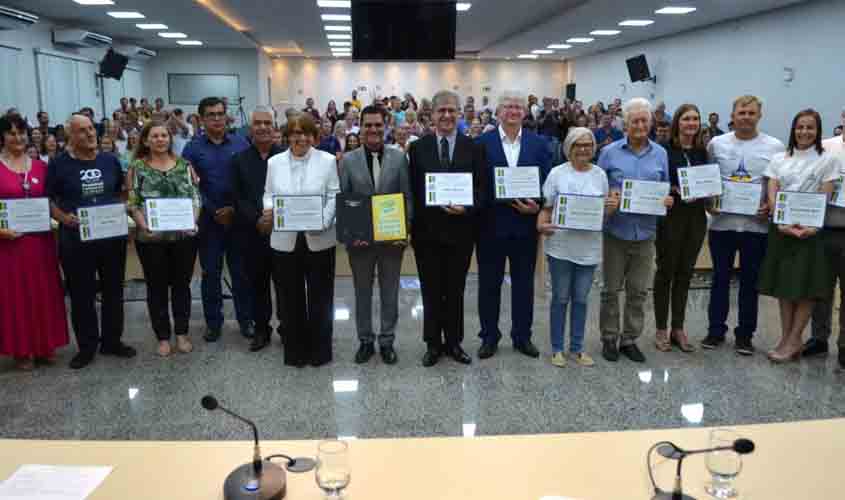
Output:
[655,330,672,352]
[671,330,696,353]
[158,341,172,357]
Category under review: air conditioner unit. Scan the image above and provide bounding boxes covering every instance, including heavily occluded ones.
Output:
[115,45,157,60]
[0,5,38,30]
[53,29,113,48]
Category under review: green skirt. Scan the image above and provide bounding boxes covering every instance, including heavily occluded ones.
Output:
[758,224,832,300]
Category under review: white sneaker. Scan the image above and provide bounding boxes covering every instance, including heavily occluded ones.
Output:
[551,352,567,367]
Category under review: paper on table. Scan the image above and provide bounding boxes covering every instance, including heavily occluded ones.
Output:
[0,464,112,500]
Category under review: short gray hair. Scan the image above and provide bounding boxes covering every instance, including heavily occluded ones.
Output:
[623,98,653,125]
[563,127,597,160]
[497,90,525,109]
[251,106,274,120]
[432,90,460,110]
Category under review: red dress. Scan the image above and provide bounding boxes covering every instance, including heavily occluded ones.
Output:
[0,159,69,358]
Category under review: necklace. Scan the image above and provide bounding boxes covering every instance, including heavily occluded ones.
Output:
[1,153,32,194]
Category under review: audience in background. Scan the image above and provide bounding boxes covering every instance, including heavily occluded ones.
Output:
[708,112,725,136]
[345,133,360,152]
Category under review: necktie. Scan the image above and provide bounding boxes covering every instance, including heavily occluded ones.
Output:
[440,136,450,169]
[371,151,381,192]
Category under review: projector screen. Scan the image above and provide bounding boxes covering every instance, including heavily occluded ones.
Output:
[167,73,240,105]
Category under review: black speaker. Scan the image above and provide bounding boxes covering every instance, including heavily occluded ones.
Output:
[99,49,129,80]
[565,83,576,100]
[626,54,652,83]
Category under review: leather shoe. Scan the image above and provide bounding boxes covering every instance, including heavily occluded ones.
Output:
[602,340,619,362]
[422,346,441,367]
[204,328,222,342]
[447,345,472,365]
[100,343,137,358]
[619,343,646,363]
[69,351,95,370]
[802,338,829,357]
[477,343,498,359]
[380,346,398,365]
[514,341,540,358]
[249,333,270,352]
[355,343,375,364]
[240,322,256,339]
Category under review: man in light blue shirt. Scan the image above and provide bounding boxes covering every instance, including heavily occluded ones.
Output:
[598,98,673,363]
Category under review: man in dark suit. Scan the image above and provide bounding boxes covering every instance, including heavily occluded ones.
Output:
[231,107,284,351]
[408,90,487,367]
[340,105,412,365]
[476,92,552,360]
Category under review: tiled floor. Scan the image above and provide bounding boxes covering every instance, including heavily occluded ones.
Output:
[1,276,844,441]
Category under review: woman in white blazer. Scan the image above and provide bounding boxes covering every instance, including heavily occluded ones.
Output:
[262,114,339,367]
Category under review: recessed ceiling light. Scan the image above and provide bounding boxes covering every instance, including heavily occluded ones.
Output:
[321,14,351,21]
[317,0,351,7]
[517,54,538,59]
[326,34,352,40]
[566,37,594,43]
[136,23,168,30]
[655,6,697,15]
[324,25,351,31]
[158,32,188,38]
[456,2,472,11]
[531,49,553,54]
[329,41,351,46]
[619,19,654,26]
[590,30,621,36]
[107,11,145,19]
[73,0,115,5]
[177,40,203,46]
[547,44,572,49]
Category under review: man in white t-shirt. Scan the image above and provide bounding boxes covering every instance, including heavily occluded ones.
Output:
[702,95,785,356]
[806,130,845,367]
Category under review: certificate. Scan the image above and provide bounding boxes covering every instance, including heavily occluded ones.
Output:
[552,194,604,232]
[372,193,407,242]
[494,166,541,200]
[145,198,195,232]
[0,197,50,233]
[425,173,474,206]
[773,191,827,228]
[273,195,324,232]
[78,203,129,241]
[678,164,722,200]
[713,181,763,216]
[829,176,845,208]
[620,179,670,216]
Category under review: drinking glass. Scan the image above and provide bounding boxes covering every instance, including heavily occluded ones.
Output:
[705,429,743,498]
[316,440,351,498]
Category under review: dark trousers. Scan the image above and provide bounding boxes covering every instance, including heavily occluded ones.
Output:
[271,234,336,367]
[59,232,127,354]
[413,239,474,349]
[653,205,707,330]
[811,230,845,348]
[244,234,284,338]
[135,238,198,340]
[476,235,538,346]
[707,230,767,339]
[198,216,253,330]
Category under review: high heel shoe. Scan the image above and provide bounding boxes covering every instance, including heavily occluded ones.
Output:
[655,330,672,352]
[768,348,801,364]
[671,330,696,353]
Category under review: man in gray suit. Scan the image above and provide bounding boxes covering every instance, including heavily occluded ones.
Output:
[340,105,412,365]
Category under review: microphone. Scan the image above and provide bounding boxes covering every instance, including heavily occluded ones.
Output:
[201,395,263,474]
[649,438,755,500]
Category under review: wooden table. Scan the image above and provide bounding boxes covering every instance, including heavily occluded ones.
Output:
[1,419,842,499]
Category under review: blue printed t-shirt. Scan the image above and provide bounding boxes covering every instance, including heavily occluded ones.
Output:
[46,152,125,225]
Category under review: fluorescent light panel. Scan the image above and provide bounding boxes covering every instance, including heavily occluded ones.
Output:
[74,0,115,5]
[531,49,553,54]
[656,6,697,14]
[136,23,168,30]
[326,34,352,40]
[590,30,621,36]
[547,44,572,49]
[324,25,351,31]
[159,32,188,38]
[619,19,654,26]
[456,2,472,11]
[321,14,351,21]
[317,0,351,7]
[329,41,351,46]
[177,40,203,46]
[566,37,594,43]
[334,53,351,57]
[517,54,538,59]
[107,11,145,19]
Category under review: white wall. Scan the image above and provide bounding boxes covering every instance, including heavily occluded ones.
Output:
[143,48,259,116]
[269,58,569,112]
[571,0,844,142]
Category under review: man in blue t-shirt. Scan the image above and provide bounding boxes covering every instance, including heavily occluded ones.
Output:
[182,97,253,342]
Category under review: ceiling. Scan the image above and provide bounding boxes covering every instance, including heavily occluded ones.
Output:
[9,0,809,58]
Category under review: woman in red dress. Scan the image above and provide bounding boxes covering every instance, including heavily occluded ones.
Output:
[0,114,69,370]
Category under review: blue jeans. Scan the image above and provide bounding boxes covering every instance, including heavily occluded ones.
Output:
[198,217,253,331]
[707,230,767,339]
[548,257,597,354]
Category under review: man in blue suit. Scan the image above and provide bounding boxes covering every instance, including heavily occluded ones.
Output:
[476,91,552,359]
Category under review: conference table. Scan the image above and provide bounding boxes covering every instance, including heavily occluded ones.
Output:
[1,418,842,499]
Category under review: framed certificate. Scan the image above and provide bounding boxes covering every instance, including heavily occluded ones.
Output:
[713,181,763,216]
[773,191,827,228]
[0,197,51,233]
[678,164,723,200]
[372,193,407,242]
[552,194,604,232]
[620,179,670,216]
[829,177,845,208]
[273,195,324,232]
[78,203,129,241]
[494,166,541,200]
[145,198,195,232]
[425,173,474,207]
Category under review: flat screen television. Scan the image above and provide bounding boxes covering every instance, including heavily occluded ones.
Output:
[352,1,456,61]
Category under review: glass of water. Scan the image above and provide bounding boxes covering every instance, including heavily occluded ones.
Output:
[316,440,351,498]
[705,429,743,498]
